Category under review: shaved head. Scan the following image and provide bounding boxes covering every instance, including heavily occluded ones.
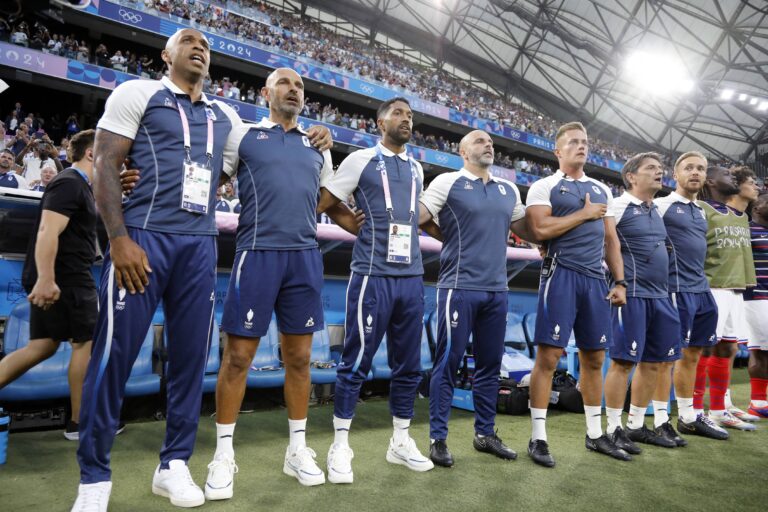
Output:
[165,28,203,50]
[459,130,490,153]
[459,129,494,168]
[266,67,301,89]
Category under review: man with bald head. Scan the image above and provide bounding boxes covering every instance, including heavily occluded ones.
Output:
[72,28,243,510]
[204,67,350,496]
[418,130,531,466]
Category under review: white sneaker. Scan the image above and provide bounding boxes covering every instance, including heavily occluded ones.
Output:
[283,445,325,486]
[385,436,435,472]
[699,414,729,434]
[71,481,112,512]
[327,443,354,484]
[151,459,205,508]
[204,453,238,501]
[710,411,757,431]
[728,406,761,422]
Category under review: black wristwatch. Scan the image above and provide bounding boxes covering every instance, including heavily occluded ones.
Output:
[614,280,627,288]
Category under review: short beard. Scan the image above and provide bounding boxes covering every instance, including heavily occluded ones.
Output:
[276,102,301,118]
[386,127,411,146]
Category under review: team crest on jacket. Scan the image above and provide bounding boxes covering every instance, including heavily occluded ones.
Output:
[498,185,507,195]
[592,185,602,194]
[256,131,269,140]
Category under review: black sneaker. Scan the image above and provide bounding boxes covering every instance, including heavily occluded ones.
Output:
[64,420,79,441]
[609,427,641,455]
[473,433,517,460]
[677,415,729,440]
[655,421,687,447]
[430,440,454,467]
[585,435,632,461]
[527,439,555,467]
[626,425,676,448]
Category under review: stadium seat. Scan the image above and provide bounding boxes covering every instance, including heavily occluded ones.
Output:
[246,320,285,388]
[202,322,221,394]
[371,335,392,380]
[125,327,161,397]
[309,328,337,384]
[522,312,537,358]
[504,313,528,354]
[0,302,72,401]
[420,327,433,372]
[426,310,438,355]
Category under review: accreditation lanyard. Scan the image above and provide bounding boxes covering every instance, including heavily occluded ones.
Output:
[177,99,214,214]
[376,145,418,264]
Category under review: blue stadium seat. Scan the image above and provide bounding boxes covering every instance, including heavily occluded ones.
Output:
[371,335,392,380]
[125,327,161,397]
[309,328,337,384]
[246,321,285,388]
[202,322,221,394]
[420,327,433,372]
[504,313,528,354]
[522,312,537,358]
[0,302,72,401]
[426,310,439,351]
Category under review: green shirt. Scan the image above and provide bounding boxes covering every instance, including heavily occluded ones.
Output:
[698,200,756,289]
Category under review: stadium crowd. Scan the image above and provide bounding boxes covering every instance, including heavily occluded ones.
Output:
[2,0,667,169]
[0,13,766,511]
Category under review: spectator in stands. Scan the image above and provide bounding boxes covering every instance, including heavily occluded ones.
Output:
[29,164,58,192]
[65,114,80,138]
[16,136,63,183]
[94,44,109,67]
[10,22,29,47]
[214,187,232,212]
[0,148,28,189]
[8,124,31,155]
[110,50,127,71]
[0,130,102,442]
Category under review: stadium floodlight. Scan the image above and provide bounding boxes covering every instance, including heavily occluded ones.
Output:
[750,97,759,105]
[759,101,768,111]
[624,51,694,95]
[739,93,748,101]
[721,89,734,100]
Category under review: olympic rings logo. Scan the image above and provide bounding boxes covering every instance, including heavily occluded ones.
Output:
[435,155,448,163]
[118,8,143,24]
[359,84,375,95]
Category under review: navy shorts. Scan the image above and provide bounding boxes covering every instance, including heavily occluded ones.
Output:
[611,296,681,363]
[534,265,612,350]
[221,249,324,337]
[672,291,718,349]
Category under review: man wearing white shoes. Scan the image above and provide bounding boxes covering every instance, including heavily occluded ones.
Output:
[72,29,241,511]
[204,67,350,498]
[317,97,434,483]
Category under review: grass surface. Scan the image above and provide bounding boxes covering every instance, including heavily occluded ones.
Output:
[0,368,764,512]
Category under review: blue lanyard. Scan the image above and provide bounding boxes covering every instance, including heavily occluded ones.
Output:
[72,167,90,187]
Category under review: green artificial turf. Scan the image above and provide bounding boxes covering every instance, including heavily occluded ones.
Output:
[0,368,764,511]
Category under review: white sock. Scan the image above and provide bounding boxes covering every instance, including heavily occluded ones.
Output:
[392,417,411,444]
[530,407,548,442]
[653,401,669,428]
[288,418,307,449]
[627,405,646,430]
[677,397,696,423]
[606,407,623,434]
[751,400,768,407]
[724,388,733,409]
[333,416,352,446]
[709,409,725,417]
[214,422,235,459]
[584,405,602,440]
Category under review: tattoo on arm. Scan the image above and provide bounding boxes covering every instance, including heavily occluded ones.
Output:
[93,129,134,239]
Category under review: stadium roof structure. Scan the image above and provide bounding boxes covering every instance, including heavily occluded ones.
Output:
[298,0,768,161]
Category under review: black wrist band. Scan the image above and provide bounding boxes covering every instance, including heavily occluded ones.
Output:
[614,280,627,288]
